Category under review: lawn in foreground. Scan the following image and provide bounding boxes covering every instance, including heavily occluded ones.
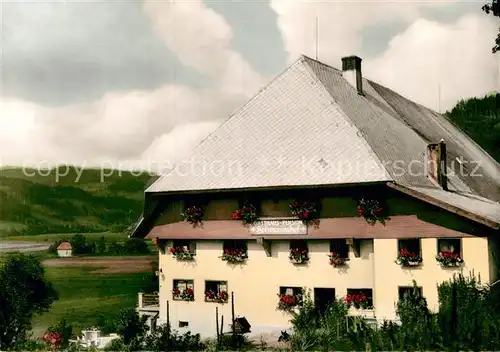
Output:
[31,263,157,337]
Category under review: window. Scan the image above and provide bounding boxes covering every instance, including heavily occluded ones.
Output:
[397,239,422,266]
[437,238,462,256]
[205,280,228,302]
[289,240,309,264]
[346,288,373,309]
[223,240,247,252]
[179,321,189,328]
[330,239,349,258]
[398,286,423,301]
[172,279,194,301]
[279,286,303,296]
[278,286,303,307]
[290,239,308,250]
[398,239,421,254]
[173,240,196,254]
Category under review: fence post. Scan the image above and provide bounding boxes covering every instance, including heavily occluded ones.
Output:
[216,307,220,344]
[138,292,144,309]
[231,291,236,348]
[166,300,170,347]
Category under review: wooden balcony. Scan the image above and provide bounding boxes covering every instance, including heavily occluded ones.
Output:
[138,292,159,312]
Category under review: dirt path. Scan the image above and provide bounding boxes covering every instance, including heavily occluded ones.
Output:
[42,256,157,274]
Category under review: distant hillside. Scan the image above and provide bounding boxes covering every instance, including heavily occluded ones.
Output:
[0,167,158,237]
[446,93,500,163]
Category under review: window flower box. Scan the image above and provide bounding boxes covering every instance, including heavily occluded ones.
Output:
[221,248,248,263]
[344,293,372,310]
[277,294,299,311]
[396,248,422,267]
[205,290,229,303]
[436,250,464,267]
[181,205,204,226]
[231,204,258,225]
[169,247,195,261]
[357,199,388,225]
[289,201,319,225]
[328,252,349,267]
[173,288,194,301]
[289,248,309,264]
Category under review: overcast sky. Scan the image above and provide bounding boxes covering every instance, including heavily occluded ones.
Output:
[0,0,499,171]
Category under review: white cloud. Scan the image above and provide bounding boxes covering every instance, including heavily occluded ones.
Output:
[270,1,499,111]
[366,14,499,111]
[143,0,265,96]
[1,0,265,171]
[270,0,451,65]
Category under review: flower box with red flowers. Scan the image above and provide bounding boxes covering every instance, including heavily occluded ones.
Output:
[344,293,372,309]
[231,204,258,225]
[436,250,464,267]
[181,205,204,226]
[221,248,248,263]
[277,294,299,311]
[205,290,229,303]
[396,248,422,267]
[169,246,195,261]
[289,201,319,223]
[172,287,194,301]
[289,248,309,264]
[357,199,387,225]
[43,330,63,350]
[328,252,349,267]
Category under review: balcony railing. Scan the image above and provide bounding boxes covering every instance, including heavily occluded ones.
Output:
[138,292,159,310]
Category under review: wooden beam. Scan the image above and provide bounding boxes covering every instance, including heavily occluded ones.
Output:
[256,237,272,257]
[386,182,500,230]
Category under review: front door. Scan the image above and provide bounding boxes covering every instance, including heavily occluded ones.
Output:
[314,288,336,316]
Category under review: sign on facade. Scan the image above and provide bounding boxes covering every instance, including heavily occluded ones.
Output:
[249,219,307,235]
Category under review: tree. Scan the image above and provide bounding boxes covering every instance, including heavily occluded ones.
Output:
[97,235,107,254]
[70,233,87,255]
[482,0,500,53]
[0,254,58,349]
[123,238,150,255]
[114,308,148,345]
[445,93,500,163]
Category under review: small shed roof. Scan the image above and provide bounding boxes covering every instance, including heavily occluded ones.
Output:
[57,241,72,250]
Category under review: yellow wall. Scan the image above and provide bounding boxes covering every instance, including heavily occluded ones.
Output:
[373,237,490,321]
[158,237,490,337]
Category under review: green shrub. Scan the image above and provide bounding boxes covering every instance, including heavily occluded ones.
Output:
[123,239,149,255]
[144,324,205,351]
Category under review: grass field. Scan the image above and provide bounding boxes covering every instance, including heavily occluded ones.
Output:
[30,256,158,337]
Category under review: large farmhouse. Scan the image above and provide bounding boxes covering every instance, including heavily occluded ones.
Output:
[133,55,500,338]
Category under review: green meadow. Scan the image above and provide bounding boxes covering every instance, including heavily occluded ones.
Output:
[30,260,157,337]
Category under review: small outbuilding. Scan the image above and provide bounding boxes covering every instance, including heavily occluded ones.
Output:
[57,242,72,257]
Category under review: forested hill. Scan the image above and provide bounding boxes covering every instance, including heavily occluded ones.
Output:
[0,167,157,237]
[445,93,500,163]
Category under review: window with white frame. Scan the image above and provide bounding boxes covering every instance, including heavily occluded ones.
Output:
[172,279,194,301]
[205,280,228,302]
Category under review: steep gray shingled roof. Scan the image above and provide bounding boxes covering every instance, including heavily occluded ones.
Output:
[146,55,500,226]
[147,57,391,193]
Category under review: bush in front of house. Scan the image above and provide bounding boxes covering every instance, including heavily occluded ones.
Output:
[144,325,205,352]
[286,273,500,351]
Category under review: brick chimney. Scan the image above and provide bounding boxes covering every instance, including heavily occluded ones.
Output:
[427,139,448,190]
[341,56,363,95]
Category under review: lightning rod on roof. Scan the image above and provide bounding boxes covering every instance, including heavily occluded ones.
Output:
[438,83,441,114]
[315,17,319,60]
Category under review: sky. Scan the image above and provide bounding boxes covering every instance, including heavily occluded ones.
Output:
[0,0,499,172]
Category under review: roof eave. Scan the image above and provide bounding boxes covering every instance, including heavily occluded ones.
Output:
[145,180,391,196]
[387,182,500,230]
